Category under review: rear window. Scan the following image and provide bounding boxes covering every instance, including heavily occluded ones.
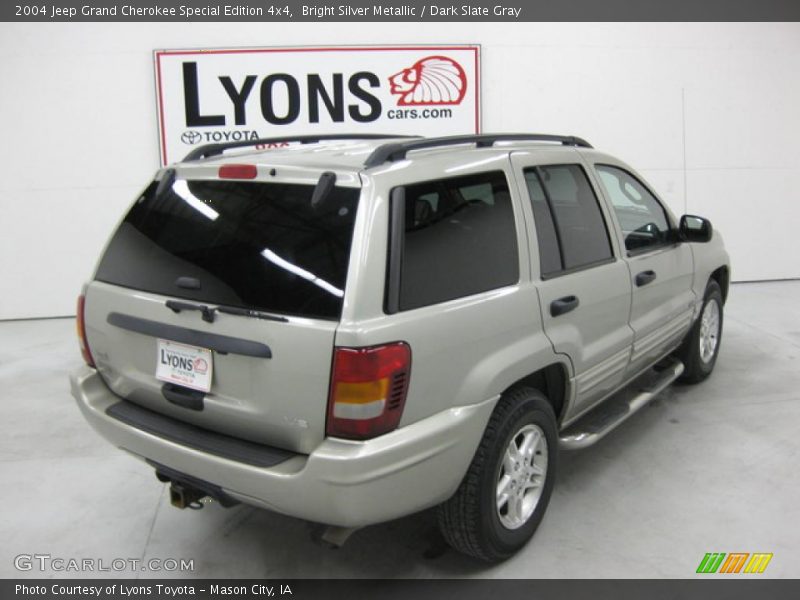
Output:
[94,176,360,320]
[389,171,519,312]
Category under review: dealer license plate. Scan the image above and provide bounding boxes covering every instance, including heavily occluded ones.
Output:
[155,339,213,392]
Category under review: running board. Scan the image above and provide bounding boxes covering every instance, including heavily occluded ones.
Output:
[559,358,684,450]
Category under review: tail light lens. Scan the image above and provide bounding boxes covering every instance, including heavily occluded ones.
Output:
[326,343,411,440]
[76,294,95,367]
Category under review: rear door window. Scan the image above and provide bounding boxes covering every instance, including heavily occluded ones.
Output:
[94,177,360,320]
[523,164,614,276]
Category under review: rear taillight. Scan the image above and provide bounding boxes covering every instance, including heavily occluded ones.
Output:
[326,343,411,440]
[76,294,95,367]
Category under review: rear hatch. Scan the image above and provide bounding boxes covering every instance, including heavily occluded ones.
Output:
[83,166,361,454]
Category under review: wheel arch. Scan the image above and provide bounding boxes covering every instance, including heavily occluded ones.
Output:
[710,265,730,304]
[503,362,570,427]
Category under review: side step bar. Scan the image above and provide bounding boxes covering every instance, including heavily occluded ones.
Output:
[559,358,684,450]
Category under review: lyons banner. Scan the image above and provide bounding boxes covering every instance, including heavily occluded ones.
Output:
[154,45,481,165]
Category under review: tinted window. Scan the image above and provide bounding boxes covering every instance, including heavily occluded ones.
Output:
[523,171,562,277]
[95,177,360,320]
[394,171,518,311]
[524,165,613,275]
[596,165,671,253]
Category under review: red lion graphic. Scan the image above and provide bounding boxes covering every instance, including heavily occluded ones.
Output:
[389,56,467,106]
[192,357,208,375]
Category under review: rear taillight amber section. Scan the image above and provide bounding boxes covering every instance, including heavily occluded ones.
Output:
[76,294,95,368]
[326,343,411,440]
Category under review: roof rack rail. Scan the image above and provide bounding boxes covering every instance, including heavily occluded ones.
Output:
[363,133,592,168]
[182,134,419,162]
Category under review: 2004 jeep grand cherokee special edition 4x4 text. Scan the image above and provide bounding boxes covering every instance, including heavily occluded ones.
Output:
[70,134,730,561]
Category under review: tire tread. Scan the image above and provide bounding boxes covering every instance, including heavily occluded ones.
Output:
[437,387,555,561]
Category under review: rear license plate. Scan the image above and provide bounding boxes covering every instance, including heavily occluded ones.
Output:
[155,339,213,392]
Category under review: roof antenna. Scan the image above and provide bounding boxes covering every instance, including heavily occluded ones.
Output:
[311,171,337,209]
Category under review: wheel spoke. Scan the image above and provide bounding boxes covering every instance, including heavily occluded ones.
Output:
[522,474,542,492]
[529,462,545,477]
[518,429,539,458]
[503,447,517,473]
[507,493,523,523]
[497,474,512,499]
[497,491,510,512]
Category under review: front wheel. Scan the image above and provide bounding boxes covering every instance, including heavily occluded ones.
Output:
[677,279,724,383]
[437,388,557,562]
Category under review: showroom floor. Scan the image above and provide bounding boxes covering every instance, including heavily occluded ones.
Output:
[1,281,798,578]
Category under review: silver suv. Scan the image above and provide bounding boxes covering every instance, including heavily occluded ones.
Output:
[70,134,730,561]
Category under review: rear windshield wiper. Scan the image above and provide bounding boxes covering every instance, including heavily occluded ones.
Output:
[165,300,216,323]
[216,305,288,323]
[165,300,288,323]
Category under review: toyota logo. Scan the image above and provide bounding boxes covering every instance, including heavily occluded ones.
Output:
[181,131,203,145]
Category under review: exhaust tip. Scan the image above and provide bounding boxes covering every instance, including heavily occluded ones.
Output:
[310,524,360,549]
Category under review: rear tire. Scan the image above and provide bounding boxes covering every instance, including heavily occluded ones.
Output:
[437,387,557,562]
[677,280,723,383]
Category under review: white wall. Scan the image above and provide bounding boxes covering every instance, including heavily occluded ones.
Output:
[1,22,798,319]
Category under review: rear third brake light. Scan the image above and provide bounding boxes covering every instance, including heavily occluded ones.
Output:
[326,343,411,440]
[218,164,258,179]
[76,294,95,368]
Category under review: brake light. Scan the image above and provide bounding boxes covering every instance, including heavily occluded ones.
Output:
[326,343,411,440]
[76,294,95,368]
[218,164,257,179]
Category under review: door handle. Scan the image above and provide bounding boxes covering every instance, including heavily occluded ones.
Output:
[635,270,657,287]
[550,295,579,317]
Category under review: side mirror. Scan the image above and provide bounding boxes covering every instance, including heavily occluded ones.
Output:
[679,214,713,243]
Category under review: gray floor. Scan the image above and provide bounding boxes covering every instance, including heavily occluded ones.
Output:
[1,281,799,579]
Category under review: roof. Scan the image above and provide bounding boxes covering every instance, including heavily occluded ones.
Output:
[179,134,595,172]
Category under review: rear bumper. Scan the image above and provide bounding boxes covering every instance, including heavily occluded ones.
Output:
[70,366,496,527]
